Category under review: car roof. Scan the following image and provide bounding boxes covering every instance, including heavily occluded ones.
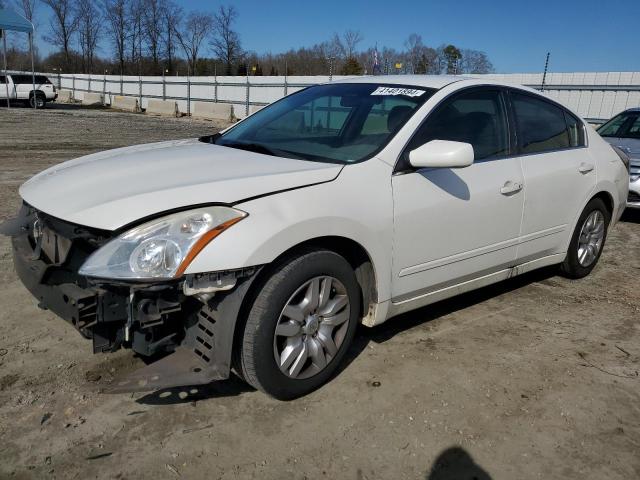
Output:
[333,75,465,89]
[331,74,542,94]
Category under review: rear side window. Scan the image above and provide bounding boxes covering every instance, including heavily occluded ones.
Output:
[564,112,585,147]
[9,74,51,85]
[0,75,5,83]
[10,75,29,84]
[512,92,583,154]
[403,88,509,163]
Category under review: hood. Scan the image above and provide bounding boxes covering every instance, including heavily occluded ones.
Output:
[603,137,640,159]
[20,138,342,230]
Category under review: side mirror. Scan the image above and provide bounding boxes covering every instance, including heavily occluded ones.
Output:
[409,140,474,169]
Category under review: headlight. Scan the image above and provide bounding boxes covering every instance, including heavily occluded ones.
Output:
[79,206,247,280]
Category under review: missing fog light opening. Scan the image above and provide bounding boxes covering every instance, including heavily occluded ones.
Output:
[182,267,258,296]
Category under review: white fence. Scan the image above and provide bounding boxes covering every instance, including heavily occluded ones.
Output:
[54,73,356,118]
[49,71,640,122]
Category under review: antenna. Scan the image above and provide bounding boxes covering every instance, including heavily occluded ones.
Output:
[541,52,550,92]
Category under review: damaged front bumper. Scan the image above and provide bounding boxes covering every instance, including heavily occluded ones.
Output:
[4,205,260,392]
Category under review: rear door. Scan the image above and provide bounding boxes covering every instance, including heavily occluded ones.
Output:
[391,87,525,300]
[508,90,595,262]
[0,75,15,99]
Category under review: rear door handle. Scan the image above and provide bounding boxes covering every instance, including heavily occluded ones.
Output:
[500,180,523,195]
[578,162,595,174]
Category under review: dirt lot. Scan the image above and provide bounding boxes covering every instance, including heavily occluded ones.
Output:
[0,105,639,480]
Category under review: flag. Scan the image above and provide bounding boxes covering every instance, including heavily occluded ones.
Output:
[373,45,381,75]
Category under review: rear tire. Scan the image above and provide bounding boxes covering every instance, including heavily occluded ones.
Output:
[239,249,360,400]
[29,93,46,109]
[560,198,610,279]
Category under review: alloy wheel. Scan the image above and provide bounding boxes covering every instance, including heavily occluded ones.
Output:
[273,276,351,379]
[577,210,605,267]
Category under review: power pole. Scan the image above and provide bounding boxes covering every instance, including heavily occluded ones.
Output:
[541,52,550,92]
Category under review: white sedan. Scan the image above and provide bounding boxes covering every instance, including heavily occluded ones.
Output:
[3,76,629,399]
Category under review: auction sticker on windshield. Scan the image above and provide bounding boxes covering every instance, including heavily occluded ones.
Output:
[370,86,425,97]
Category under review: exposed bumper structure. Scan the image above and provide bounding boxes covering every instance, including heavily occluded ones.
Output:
[4,204,259,392]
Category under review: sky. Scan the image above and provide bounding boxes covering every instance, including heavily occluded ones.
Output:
[22,0,640,73]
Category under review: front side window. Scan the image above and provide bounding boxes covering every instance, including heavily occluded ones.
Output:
[214,83,436,164]
[512,92,573,154]
[402,88,509,166]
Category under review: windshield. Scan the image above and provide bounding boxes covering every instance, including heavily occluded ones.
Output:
[213,83,436,163]
[598,112,640,139]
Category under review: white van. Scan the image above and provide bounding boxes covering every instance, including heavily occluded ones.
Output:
[0,73,57,107]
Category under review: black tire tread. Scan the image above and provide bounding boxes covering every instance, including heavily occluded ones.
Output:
[560,197,610,279]
[239,248,357,397]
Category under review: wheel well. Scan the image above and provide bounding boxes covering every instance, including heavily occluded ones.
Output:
[230,236,378,374]
[276,236,377,313]
[245,236,377,323]
[29,90,45,98]
[591,191,614,218]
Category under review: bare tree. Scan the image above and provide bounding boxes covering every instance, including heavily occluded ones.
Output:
[328,33,344,58]
[103,0,129,75]
[210,5,242,75]
[342,30,363,59]
[460,49,494,74]
[175,11,213,75]
[128,0,143,67]
[161,0,180,73]
[76,0,100,73]
[41,0,79,68]
[142,0,164,69]
[404,33,424,73]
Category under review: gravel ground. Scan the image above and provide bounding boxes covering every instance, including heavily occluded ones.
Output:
[0,105,639,480]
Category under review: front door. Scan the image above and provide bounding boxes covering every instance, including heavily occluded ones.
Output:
[391,88,524,300]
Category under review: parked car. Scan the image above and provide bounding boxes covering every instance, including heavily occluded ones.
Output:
[597,108,640,208]
[2,76,629,399]
[0,73,57,108]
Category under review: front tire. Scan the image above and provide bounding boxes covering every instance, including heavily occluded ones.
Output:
[239,249,360,400]
[560,198,610,279]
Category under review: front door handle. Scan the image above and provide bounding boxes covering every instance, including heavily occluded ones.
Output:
[578,162,595,174]
[500,180,523,195]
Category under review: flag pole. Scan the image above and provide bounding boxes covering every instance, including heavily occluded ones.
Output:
[30,31,36,108]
